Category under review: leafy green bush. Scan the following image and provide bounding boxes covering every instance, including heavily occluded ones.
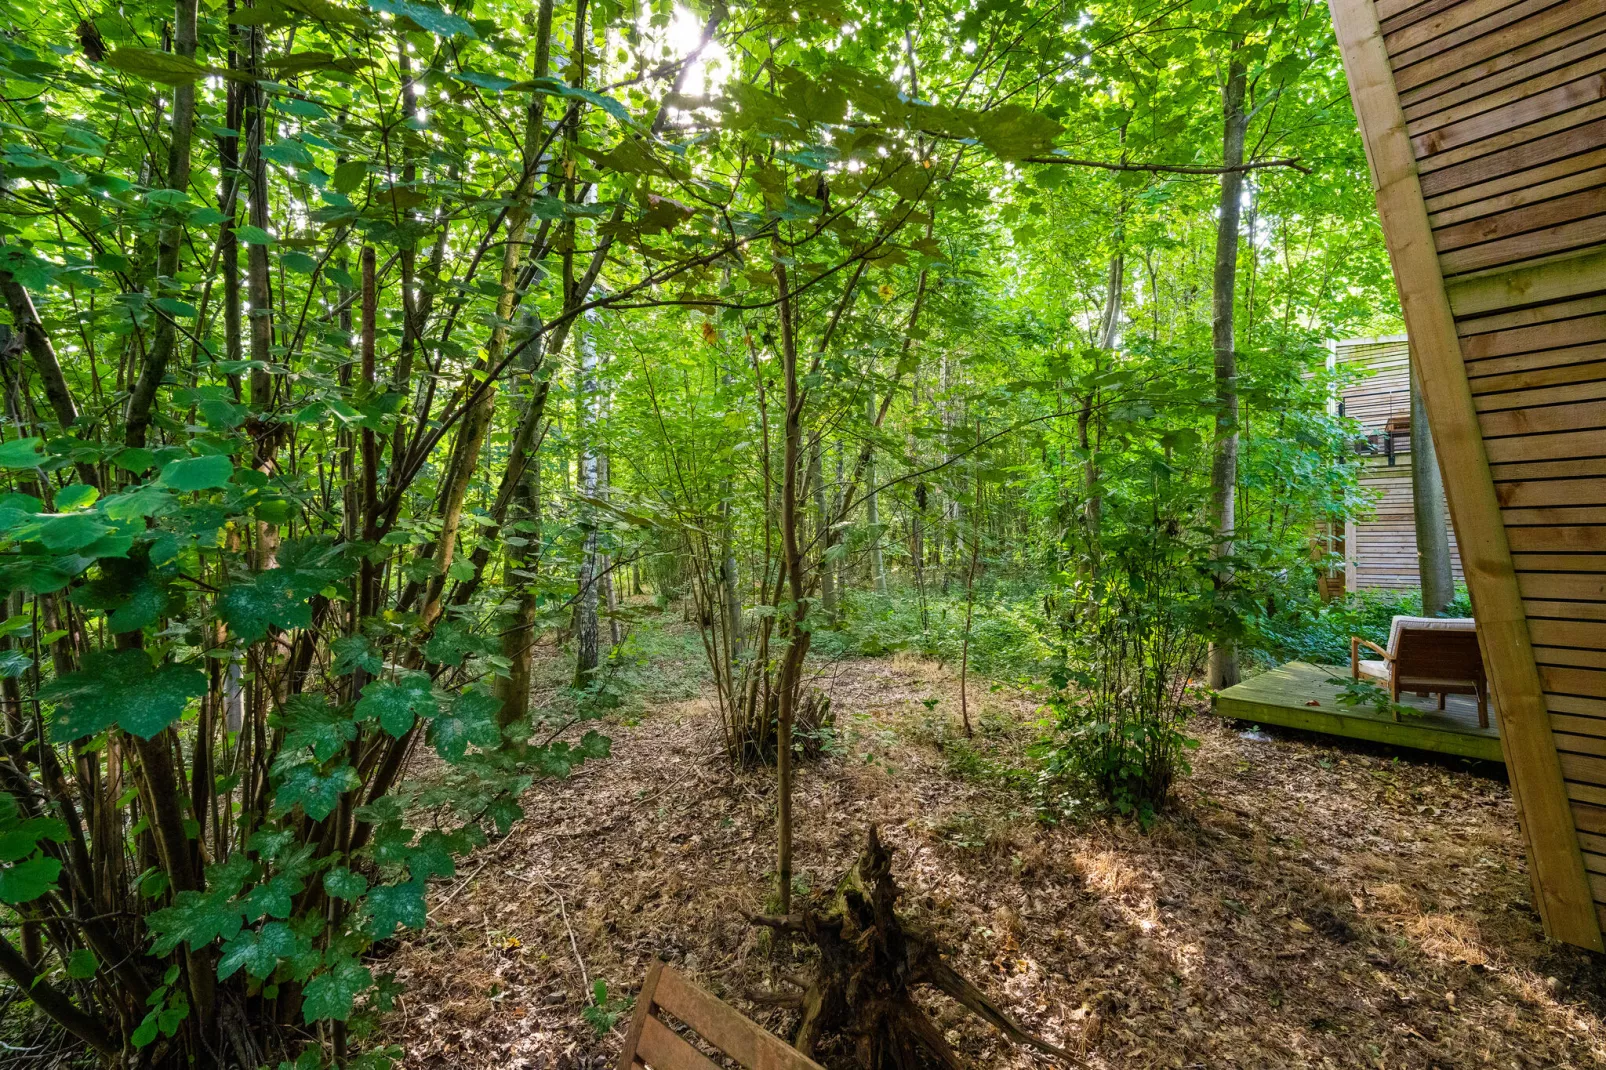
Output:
[1251,585,1472,666]
[1031,515,1208,826]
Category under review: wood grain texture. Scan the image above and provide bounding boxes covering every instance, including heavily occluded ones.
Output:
[1390,0,1574,75]
[1407,31,1606,131]
[1414,67,1606,157]
[1420,116,1606,199]
[1447,246,1606,317]
[1395,1,1606,94]
[1330,0,1605,950]
[1403,9,1606,114]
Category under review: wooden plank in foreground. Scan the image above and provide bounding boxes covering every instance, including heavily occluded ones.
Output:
[1329,0,1606,950]
[1212,662,1505,763]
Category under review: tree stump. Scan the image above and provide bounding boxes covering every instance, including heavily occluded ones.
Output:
[752,827,1070,1069]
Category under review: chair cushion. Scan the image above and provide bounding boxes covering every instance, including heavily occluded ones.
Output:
[1387,615,1474,655]
[1357,659,1390,684]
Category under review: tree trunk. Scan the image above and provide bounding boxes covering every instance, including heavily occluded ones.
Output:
[1410,354,1455,616]
[1207,53,1248,692]
[866,394,887,596]
[573,317,602,685]
[773,260,812,915]
[125,0,199,450]
[810,435,836,621]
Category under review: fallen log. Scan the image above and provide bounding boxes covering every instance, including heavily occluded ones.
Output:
[751,826,1071,1069]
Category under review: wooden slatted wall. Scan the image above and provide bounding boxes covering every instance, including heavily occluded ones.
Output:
[1333,337,1468,590]
[1333,0,1606,949]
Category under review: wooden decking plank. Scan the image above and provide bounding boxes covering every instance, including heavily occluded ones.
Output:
[1211,661,1502,762]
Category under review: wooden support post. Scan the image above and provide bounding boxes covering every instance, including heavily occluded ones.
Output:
[1329,0,1603,951]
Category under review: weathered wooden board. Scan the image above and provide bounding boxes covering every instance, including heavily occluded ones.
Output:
[1212,661,1503,762]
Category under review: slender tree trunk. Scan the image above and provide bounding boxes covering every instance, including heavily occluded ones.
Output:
[1411,354,1454,615]
[602,452,621,647]
[573,319,602,684]
[809,435,835,620]
[1207,54,1248,692]
[126,0,199,450]
[866,394,887,596]
[720,494,743,655]
[773,260,811,916]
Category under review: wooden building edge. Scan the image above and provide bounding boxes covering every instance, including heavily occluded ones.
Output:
[1330,0,1606,950]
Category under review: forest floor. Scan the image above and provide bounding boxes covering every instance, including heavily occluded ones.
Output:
[389,630,1606,1070]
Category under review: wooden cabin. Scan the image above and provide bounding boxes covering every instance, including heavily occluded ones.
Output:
[1330,335,1467,592]
[1330,0,1606,951]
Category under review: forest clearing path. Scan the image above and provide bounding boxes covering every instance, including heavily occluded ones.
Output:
[390,652,1606,1069]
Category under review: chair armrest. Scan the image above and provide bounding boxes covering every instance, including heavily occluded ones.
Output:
[1351,636,1390,678]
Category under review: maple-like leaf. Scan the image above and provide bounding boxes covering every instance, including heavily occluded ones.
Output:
[273,762,360,821]
[355,674,436,737]
[218,921,303,980]
[331,634,383,676]
[363,878,427,939]
[323,867,368,901]
[430,688,501,761]
[270,695,357,762]
[41,649,206,741]
[302,953,373,1023]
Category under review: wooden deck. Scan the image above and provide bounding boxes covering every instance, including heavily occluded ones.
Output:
[1212,661,1503,762]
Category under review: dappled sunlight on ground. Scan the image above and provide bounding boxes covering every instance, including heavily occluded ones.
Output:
[390,646,1606,1069]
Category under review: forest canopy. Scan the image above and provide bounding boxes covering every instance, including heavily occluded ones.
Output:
[0,0,1401,1065]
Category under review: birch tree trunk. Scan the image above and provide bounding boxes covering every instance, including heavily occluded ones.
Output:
[573,318,602,685]
[1207,53,1248,692]
[866,393,888,596]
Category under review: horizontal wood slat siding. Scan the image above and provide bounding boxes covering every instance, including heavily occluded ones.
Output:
[1334,338,1467,590]
[1337,0,1606,948]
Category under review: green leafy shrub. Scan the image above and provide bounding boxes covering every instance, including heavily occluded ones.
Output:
[1251,586,1472,666]
[1032,514,1208,826]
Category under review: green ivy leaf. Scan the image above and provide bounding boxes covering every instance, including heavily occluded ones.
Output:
[430,688,501,762]
[420,619,493,667]
[355,674,435,737]
[270,695,357,763]
[72,552,178,634]
[66,948,98,978]
[363,878,426,939]
[273,762,360,821]
[41,649,206,742]
[217,569,313,642]
[0,437,44,468]
[323,867,368,900]
[239,872,301,921]
[218,921,302,980]
[331,634,383,675]
[158,455,235,491]
[302,954,373,1023]
[146,885,247,954]
[0,856,60,904]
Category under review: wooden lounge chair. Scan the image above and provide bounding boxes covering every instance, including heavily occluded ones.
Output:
[617,961,825,1070]
[1351,615,1488,728]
